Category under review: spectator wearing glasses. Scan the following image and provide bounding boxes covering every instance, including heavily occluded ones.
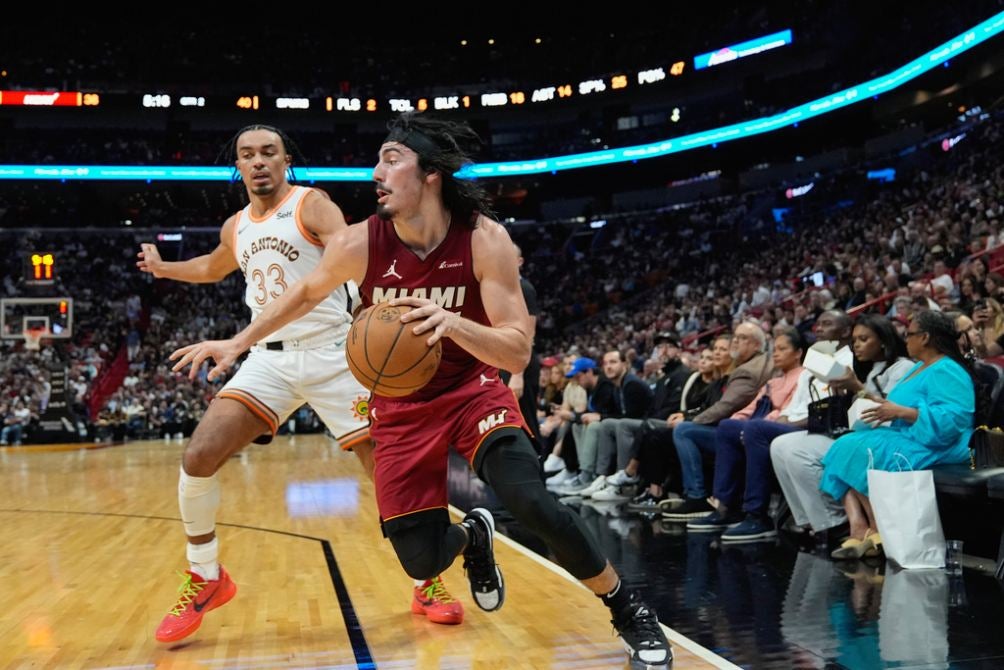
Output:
[663,321,773,519]
[820,311,975,559]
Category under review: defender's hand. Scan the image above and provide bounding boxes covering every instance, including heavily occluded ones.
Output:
[137,243,165,277]
[170,339,244,382]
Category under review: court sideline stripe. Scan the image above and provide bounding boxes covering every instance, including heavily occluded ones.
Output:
[322,538,375,669]
[0,508,377,669]
[447,504,743,670]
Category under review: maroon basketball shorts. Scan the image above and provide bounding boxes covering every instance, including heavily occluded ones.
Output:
[370,373,528,525]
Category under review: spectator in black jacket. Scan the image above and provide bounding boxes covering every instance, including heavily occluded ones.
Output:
[553,351,652,495]
[500,243,542,453]
[653,331,695,412]
[633,335,733,511]
[589,332,693,501]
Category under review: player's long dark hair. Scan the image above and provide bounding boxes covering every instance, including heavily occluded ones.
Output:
[219,124,305,184]
[384,112,495,225]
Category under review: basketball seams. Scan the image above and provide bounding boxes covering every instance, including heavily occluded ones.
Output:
[346,304,441,397]
[369,309,406,392]
[345,311,374,389]
[375,331,440,379]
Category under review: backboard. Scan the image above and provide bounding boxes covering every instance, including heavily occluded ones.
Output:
[1,297,74,340]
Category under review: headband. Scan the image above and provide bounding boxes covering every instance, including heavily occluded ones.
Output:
[383,128,440,159]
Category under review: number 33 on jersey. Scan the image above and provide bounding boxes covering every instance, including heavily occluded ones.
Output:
[232,186,355,342]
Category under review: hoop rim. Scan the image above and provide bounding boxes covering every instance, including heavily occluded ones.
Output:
[22,326,48,350]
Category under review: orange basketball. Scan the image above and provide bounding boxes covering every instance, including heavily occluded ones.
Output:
[346,304,442,397]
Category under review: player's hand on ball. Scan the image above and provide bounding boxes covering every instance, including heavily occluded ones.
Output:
[392,297,459,347]
[170,339,243,382]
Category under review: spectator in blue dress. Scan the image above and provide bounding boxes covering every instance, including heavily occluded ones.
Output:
[820,311,975,559]
[770,314,914,543]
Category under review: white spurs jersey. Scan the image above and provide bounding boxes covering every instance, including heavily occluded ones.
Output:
[232,186,355,342]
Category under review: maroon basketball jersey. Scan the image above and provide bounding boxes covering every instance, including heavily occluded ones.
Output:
[360,213,495,400]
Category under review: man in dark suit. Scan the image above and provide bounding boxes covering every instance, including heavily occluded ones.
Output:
[500,243,542,452]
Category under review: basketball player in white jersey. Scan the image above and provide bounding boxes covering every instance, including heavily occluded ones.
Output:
[137,125,462,643]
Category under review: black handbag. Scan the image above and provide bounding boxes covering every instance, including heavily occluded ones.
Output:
[749,356,776,421]
[970,425,1004,469]
[751,386,773,420]
[806,385,853,438]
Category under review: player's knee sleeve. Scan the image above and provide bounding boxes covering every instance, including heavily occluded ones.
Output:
[386,515,465,581]
[178,466,220,537]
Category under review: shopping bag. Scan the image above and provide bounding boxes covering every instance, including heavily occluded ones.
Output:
[867,453,945,569]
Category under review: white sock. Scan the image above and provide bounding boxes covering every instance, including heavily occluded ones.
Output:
[188,537,220,581]
[179,467,222,581]
[414,578,427,587]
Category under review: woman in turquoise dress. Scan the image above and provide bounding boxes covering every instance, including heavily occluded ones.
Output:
[820,311,974,559]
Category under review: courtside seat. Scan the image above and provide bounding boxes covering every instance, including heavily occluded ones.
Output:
[932,464,1004,580]
[988,472,1004,500]
[931,463,1004,498]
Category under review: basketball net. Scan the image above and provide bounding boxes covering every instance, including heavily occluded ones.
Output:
[23,327,48,351]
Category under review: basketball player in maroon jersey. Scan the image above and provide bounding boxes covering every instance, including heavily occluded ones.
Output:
[172,113,671,667]
[141,125,462,643]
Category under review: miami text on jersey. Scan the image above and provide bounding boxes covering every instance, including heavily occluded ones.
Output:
[371,286,467,310]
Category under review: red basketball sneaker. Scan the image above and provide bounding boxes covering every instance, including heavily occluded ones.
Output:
[411,576,464,625]
[155,567,237,642]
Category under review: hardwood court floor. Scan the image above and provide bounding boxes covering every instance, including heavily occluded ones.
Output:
[0,436,729,669]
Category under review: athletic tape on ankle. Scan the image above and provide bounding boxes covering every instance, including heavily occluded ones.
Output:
[178,467,220,536]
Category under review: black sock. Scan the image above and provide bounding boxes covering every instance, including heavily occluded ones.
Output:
[599,579,632,613]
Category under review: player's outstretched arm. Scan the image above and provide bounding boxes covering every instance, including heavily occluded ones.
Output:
[137,217,240,283]
[170,225,367,381]
[395,219,531,372]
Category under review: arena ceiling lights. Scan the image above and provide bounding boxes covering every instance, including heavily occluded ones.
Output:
[1,12,1002,183]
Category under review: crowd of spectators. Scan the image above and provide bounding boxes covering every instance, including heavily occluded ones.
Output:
[535,114,1004,360]
[2,107,1002,445]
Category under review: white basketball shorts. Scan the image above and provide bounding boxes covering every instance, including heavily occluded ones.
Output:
[218,342,370,449]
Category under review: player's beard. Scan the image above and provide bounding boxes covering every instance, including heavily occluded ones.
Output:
[376,204,393,220]
[250,183,275,197]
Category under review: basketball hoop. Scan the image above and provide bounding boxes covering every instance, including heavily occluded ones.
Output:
[22,326,48,351]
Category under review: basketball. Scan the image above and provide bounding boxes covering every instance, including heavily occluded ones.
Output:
[346,304,442,397]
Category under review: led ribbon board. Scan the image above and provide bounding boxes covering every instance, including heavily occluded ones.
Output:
[1,12,1002,182]
[693,29,793,70]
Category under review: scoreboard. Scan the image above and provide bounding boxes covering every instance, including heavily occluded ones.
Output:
[25,252,57,285]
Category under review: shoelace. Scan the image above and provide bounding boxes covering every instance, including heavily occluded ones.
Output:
[614,606,664,647]
[167,571,205,617]
[463,553,496,585]
[421,577,457,604]
[462,521,497,587]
